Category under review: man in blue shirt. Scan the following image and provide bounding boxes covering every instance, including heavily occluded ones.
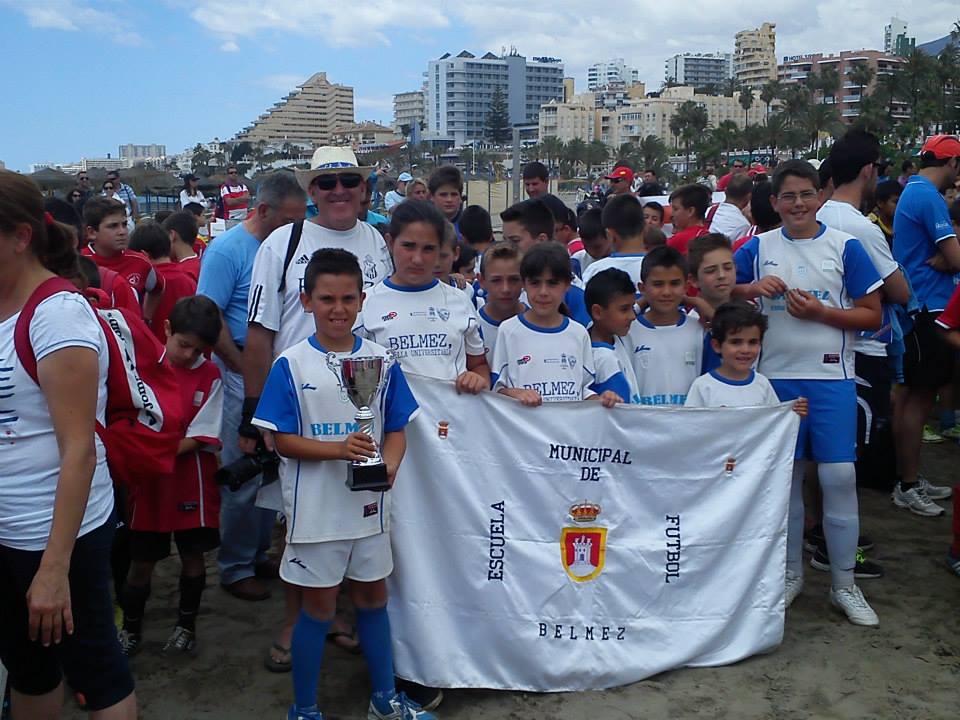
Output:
[891,135,960,516]
[197,172,307,601]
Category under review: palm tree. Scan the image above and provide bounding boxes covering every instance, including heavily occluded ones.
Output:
[739,86,755,128]
[848,61,875,104]
[713,120,741,164]
[670,101,708,171]
[614,142,640,168]
[764,113,790,155]
[815,67,841,104]
[934,45,960,132]
[899,49,938,131]
[740,124,766,163]
[562,138,587,176]
[804,104,842,159]
[585,140,610,176]
[760,81,781,122]
[637,135,671,178]
[540,136,566,173]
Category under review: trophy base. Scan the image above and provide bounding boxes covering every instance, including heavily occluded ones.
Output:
[347,463,391,492]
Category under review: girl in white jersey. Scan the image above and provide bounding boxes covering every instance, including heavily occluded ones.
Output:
[492,243,621,407]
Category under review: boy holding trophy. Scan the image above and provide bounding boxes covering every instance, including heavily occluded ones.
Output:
[253,249,431,720]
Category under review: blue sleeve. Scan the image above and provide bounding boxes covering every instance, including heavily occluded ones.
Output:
[701,332,722,374]
[196,246,236,311]
[383,362,419,433]
[842,238,883,299]
[564,285,591,327]
[734,236,760,285]
[570,256,583,280]
[924,193,957,243]
[590,372,631,401]
[253,357,301,434]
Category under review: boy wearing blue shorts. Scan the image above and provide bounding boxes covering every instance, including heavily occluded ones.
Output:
[734,160,883,626]
[253,249,430,720]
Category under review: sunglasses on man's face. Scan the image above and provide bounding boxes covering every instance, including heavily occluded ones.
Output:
[70,193,81,199]
[609,178,623,184]
[313,173,363,191]
[228,170,238,175]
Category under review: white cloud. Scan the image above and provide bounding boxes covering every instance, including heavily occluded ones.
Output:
[219,39,239,52]
[3,0,143,45]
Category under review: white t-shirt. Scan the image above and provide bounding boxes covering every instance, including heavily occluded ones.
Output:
[492,315,596,402]
[817,199,899,357]
[248,220,393,356]
[708,202,752,243]
[581,253,645,290]
[626,311,703,406]
[384,190,405,212]
[478,306,508,367]
[571,249,600,279]
[179,189,206,208]
[0,292,113,551]
[253,335,419,543]
[356,278,485,380]
[684,370,780,408]
[734,224,883,380]
[591,336,639,404]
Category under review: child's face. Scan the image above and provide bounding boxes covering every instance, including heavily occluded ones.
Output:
[300,272,362,344]
[592,292,637,337]
[165,330,210,369]
[772,175,822,236]
[431,185,462,220]
[523,272,570,318]
[479,258,523,309]
[408,184,429,201]
[641,265,686,316]
[433,242,460,281]
[524,176,548,198]
[502,220,540,253]
[877,194,899,221]
[694,248,735,306]
[88,212,128,254]
[713,325,762,376]
[643,207,663,229]
[669,200,694,231]
[582,232,613,260]
[389,221,442,286]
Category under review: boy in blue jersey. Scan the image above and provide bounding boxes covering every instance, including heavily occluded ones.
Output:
[585,268,640,403]
[253,249,431,720]
[734,159,883,627]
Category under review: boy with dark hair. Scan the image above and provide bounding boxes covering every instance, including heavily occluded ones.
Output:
[253,249,429,720]
[571,207,611,277]
[120,295,224,657]
[500,198,555,252]
[667,184,711,254]
[626,246,703,406]
[734,158,884,626]
[642,225,667,249]
[428,165,464,228]
[868,181,900,246]
[454,244,478,284]
[642,201,664,229]
[585,268,640,404]
[582,194,647,287]
[477,242,526,366]
[540,194,582,253]
[522,161,550,198]
[130,222,199,345]
[459,205,495,257]
[163,210,202,282]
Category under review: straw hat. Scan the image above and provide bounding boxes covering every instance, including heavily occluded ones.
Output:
[294,146,374,191]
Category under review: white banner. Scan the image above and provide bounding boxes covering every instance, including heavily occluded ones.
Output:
[388,375,800,691]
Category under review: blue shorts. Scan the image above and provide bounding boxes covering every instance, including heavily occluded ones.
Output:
[770,379,857,463]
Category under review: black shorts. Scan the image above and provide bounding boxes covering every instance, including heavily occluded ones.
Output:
[0,514,134,711]
[902,310,955,389]
[128,527,220,563]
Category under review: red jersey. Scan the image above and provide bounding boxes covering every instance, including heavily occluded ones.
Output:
[150,262,198,345]
[936,285,960,331]
[178,254,201,284]
[567,237,585,255]
[82,246,162,301]
[97,267,141,316]
[667,224,709,255]
[129,358,223,532]
[191,235,209,258]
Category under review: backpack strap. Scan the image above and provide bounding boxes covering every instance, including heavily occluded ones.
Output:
[705,202,720,224]
[98,266,120,304]
[13,277,82,385]
[278,220,305,293]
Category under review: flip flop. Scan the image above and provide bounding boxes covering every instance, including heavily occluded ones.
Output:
[264,642,292,673]
[326,628,362,654]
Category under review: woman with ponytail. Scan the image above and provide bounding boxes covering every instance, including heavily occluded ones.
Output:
[0,170,136,719]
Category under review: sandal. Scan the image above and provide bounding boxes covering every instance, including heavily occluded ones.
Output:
[326,628,361,654]
[264,642,292,673]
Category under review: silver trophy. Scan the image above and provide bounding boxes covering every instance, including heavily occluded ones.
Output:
[326,355,391,492]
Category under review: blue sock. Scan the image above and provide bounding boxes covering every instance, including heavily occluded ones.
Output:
[291,610,332,711]
[356,605,396,713]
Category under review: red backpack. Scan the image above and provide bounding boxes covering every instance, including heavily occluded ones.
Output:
[14,277,184,489]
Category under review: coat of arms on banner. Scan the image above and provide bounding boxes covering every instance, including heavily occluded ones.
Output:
[561,501,607,582]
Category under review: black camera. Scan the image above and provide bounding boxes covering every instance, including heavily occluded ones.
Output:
[215,441,280,491]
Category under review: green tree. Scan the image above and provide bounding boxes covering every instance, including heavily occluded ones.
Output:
[804,103,842,159]
[764,113,790,155]
[934,43,960,132]
[713,120,741,163]
[670,101,709,171]
[637,135,671,179]
[738,86,755,128]
[899,49,938,131]
[562,138,587,175]
[190,143,211,173]
[484,85,511,145]
[585,140,609,175]
[740,124,766,163]
[540,136,566,172]
[848,61,875,104]
[760,81,781,122]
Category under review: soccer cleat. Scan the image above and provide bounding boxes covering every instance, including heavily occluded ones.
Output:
[922,424,944,443]
[892,483,945,517]
[809,547,884,579]
[946,550,960,578]
[917,475,952,500]
[784,570,804,608]
[162,626,197,655]
[287,706,324,720]
[830,585,879,626]
[940,426,960,441]
[393,680,443,711]
[118,628,142,657]
[803,524,874,553]
[368,693,437,720]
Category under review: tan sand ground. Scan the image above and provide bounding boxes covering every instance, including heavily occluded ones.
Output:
[66,442,959,720]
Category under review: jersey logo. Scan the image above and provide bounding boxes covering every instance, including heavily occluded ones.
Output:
[437,420,450,438]
[517,355,532,365]
[561,502,606,583]
[634,345,651,353]
[763,260,778,267]
[192,390,205,406]
[362,254,377,280]
[822,353,840,364]
[127,273,142,286]
[288,557,307,569]
[381,311,397,321]
[363,502,379,517]
[544,353,576,369]
[295,254,310,265]
[302,383,317,391]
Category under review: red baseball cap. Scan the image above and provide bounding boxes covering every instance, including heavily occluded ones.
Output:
[921,135,960,159]
[748,162,767,176]
[605,166,634,183]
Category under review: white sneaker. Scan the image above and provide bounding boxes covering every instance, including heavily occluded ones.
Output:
[368,693,437,720]
[892,483,945,517]
[917,475,953,501]
[784,570,804,608]
[830,585,879,627]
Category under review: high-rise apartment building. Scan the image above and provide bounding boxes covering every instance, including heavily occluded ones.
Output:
[236,72,354,146]
[884,17,908,54]
[425,50,564,146]
[665,53,734,88]
[393,89,425,133]
[734,23,777,89]
[119,144,166,161]
[587,58,640,91]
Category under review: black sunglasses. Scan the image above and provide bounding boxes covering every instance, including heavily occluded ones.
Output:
[609,178,623,184]
[312,173,363,191]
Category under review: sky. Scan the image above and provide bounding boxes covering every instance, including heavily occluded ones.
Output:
[0,0,955,172]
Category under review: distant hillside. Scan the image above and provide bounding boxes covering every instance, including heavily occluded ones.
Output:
[918,35,955,56]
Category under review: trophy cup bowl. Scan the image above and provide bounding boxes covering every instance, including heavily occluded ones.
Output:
[337,357,391,492]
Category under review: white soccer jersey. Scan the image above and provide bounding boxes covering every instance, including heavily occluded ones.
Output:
[708,202,752,243]
[492,315,596,402]
[591,336,639,403]
[581,253,645,289]
[356,278,485,381]
[626,312,703,406]
[684,370,780,408]
[253,335,419,543]
[248,220,393,355]
[734,224,883,380]
[571,249,600,279]
[478,306,507,367]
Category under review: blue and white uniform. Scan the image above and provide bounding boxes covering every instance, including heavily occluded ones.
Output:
[626,311,703,406]
[590,337,639,403]
[492,315,596,402]
[684,369,780,408]
[477,306,517,368]
[581,253,645,290]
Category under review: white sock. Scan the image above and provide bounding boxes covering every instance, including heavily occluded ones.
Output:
[818,462,859,589]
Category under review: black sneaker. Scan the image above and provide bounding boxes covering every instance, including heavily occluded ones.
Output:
[118,628,142,656]
[804,524,874,553]
[809,546,883,579]
[394,679,443,711]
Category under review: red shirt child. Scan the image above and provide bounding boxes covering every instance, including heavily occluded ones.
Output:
[149,262,198,345]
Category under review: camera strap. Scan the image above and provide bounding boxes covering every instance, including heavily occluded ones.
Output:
[278,220,305,293]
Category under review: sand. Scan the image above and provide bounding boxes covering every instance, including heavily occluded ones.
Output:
[64,442,959,720]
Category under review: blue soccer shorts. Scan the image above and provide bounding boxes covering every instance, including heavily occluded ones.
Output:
[770,378,857,463]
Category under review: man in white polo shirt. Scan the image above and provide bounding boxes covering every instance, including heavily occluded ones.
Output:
[384,172,412,214]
